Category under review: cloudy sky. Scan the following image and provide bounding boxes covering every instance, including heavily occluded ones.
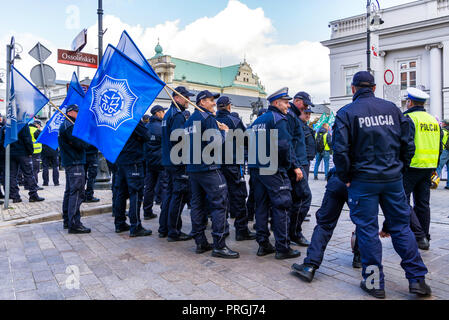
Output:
[0,0,412,103]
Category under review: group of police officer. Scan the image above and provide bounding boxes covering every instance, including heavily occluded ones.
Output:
[0,68,444,299]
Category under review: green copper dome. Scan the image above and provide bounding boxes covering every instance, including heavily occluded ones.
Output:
[154,41,163,57]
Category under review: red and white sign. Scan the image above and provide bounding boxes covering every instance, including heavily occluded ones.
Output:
[384,69,394,85]
[58,49,98,69]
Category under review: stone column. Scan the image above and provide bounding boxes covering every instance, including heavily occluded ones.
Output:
[442,40,449,120]
[426,43,443,119]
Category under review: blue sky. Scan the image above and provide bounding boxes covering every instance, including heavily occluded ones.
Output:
[0,0,413,102]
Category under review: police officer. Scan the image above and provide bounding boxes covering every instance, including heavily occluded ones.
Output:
[58,104,90,233]
[249,88,302,260]
[333,71,431,298]
[437,120,449,189]
[287,100,312,247]
[292,168,362,282]
[402,88,443,251]
[161,86,193,241]
[299,107,316,179]
[41,143,60,186]
[143,105,167,220]
[29,120,43,187]
[185,90,239,259]
[84,144,100,203]
[215,96,256,241]
[114,120,152,237]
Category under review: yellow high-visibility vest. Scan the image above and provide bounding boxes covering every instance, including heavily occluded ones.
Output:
[443,129,449,150]
[323,133,330,151]
[406,111,440,169]
[29,126,42,154]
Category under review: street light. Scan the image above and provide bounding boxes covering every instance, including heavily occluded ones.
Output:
[366,0,384,73]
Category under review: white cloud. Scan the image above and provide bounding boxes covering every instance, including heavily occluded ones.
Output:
[1,0,331,103]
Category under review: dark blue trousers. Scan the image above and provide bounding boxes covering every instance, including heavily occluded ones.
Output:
[251,168,292,253]
[143,164,164,217]
[114,163,144,234]
[10,155,38,199]
[221,165,251,235]
[403,168,433,241]
[31,154,41,185]
[42,155,59,185]
[189,170,228,249]
[246,174,255,221]
[159,166,189,237]
[288,167,312,238]
[304,175,348,267]
[84,153,98,200]
[348,179,428,289]
[62,165,85,229]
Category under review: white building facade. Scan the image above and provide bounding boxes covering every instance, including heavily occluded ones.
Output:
[322,0,449,120]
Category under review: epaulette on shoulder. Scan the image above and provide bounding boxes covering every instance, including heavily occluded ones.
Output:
[228,115,241,128]
[272,111,286,124]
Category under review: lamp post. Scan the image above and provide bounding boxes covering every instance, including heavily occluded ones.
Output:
[366,0,384,73]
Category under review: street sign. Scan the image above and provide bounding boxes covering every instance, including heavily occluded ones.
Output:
[384,69,394,85]
[29,42,52,63]
[72,29,87,52]
[30,64,56,88]
[58,49,98,68]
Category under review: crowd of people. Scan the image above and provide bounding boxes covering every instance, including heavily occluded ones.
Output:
[0,70,448,299]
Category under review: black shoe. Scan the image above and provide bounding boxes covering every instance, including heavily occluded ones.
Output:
[224,232,230,239]
[38,187,44,191]
[63,222,68,230]
[154,201,162,206]
[167,232,192,242]
[13,198,22,203]
[196,242,213,254]
[54,183,60,187]
[360,280,385,299]
[353,252,362,269]
[68,225,91,234]
[236,231,257,241]
[144,213,158,221]
[29,196,45,203]
[276,248,301,260]
[85,197,100,203]
[257,242,276,257]
[290,234,310,247]
[159,233,168,239]
[292,263,317,283]
[212,246,240,259]
[0,200,3,205]
[409,279,432,297]
[314,177,318,181]
[445,186,449,190]
[115,224,131,233]
[0,194,5,199]
[417,238,430,251]
[42,183,49,187]
[130,228,153,238]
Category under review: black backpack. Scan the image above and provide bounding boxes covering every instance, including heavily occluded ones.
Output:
[316,132,325,154]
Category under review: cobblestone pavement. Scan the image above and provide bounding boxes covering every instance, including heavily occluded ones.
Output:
[0,175,448,300]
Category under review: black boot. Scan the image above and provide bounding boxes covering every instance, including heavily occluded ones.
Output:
[409,279,432,297]
[257,242,276,257]
[417,238,430,251]
[360,280,385,299]
[212,246,240,259]
[291,263,317,283]
[352,252,362,269]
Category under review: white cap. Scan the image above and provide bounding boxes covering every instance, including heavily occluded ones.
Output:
[407,87,429,102]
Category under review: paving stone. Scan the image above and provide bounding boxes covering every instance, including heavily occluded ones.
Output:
[13,278,36,293]
[32,270,55,283]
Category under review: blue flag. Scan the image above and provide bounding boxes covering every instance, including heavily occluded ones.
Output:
[116,30,159,79]
[72,44,165,163]
[4,66,49,147]
[36,72,85,150]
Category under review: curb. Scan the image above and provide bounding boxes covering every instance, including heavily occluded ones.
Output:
[0,204,113,229]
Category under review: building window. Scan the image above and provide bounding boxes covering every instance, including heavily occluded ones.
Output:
[344,66,359,96]
[400,60,417,90]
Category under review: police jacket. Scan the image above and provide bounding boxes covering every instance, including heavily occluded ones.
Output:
[215,109,246,165]
[144,116,163,166]
[162,103,187,167]
[301,120,317,161]
[287,106,308,167]
[116,121,151,166]
[185,106,225,173]
[42,144,58,158]
[59,117,88,167]
[248,105,298,171]
[85,144,98,156]
[333,88,415,183]
[10,125,34,158]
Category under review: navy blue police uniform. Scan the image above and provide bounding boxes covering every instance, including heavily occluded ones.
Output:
[185,90,239,258]
[114,121,152,236]
[41,144,60,186]
[215,97,256,241]
[248,88,300,259]
[332,71,430,297]
[143,106,167,220]
[58,106,89,232]
[161,87,194,240]
[286,102,312,246]
[84,144,99,202]
[299,108,316,178]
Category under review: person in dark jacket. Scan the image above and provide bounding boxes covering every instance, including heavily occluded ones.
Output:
[143,105,167,220]
[299,107,316,178]
[41,144,60,186]
[84,144,100,203]
[215,96,256,242]
[8,124,44,203]
[332,71,430,299]
[114,121,152,238]
[58,104,90,234]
